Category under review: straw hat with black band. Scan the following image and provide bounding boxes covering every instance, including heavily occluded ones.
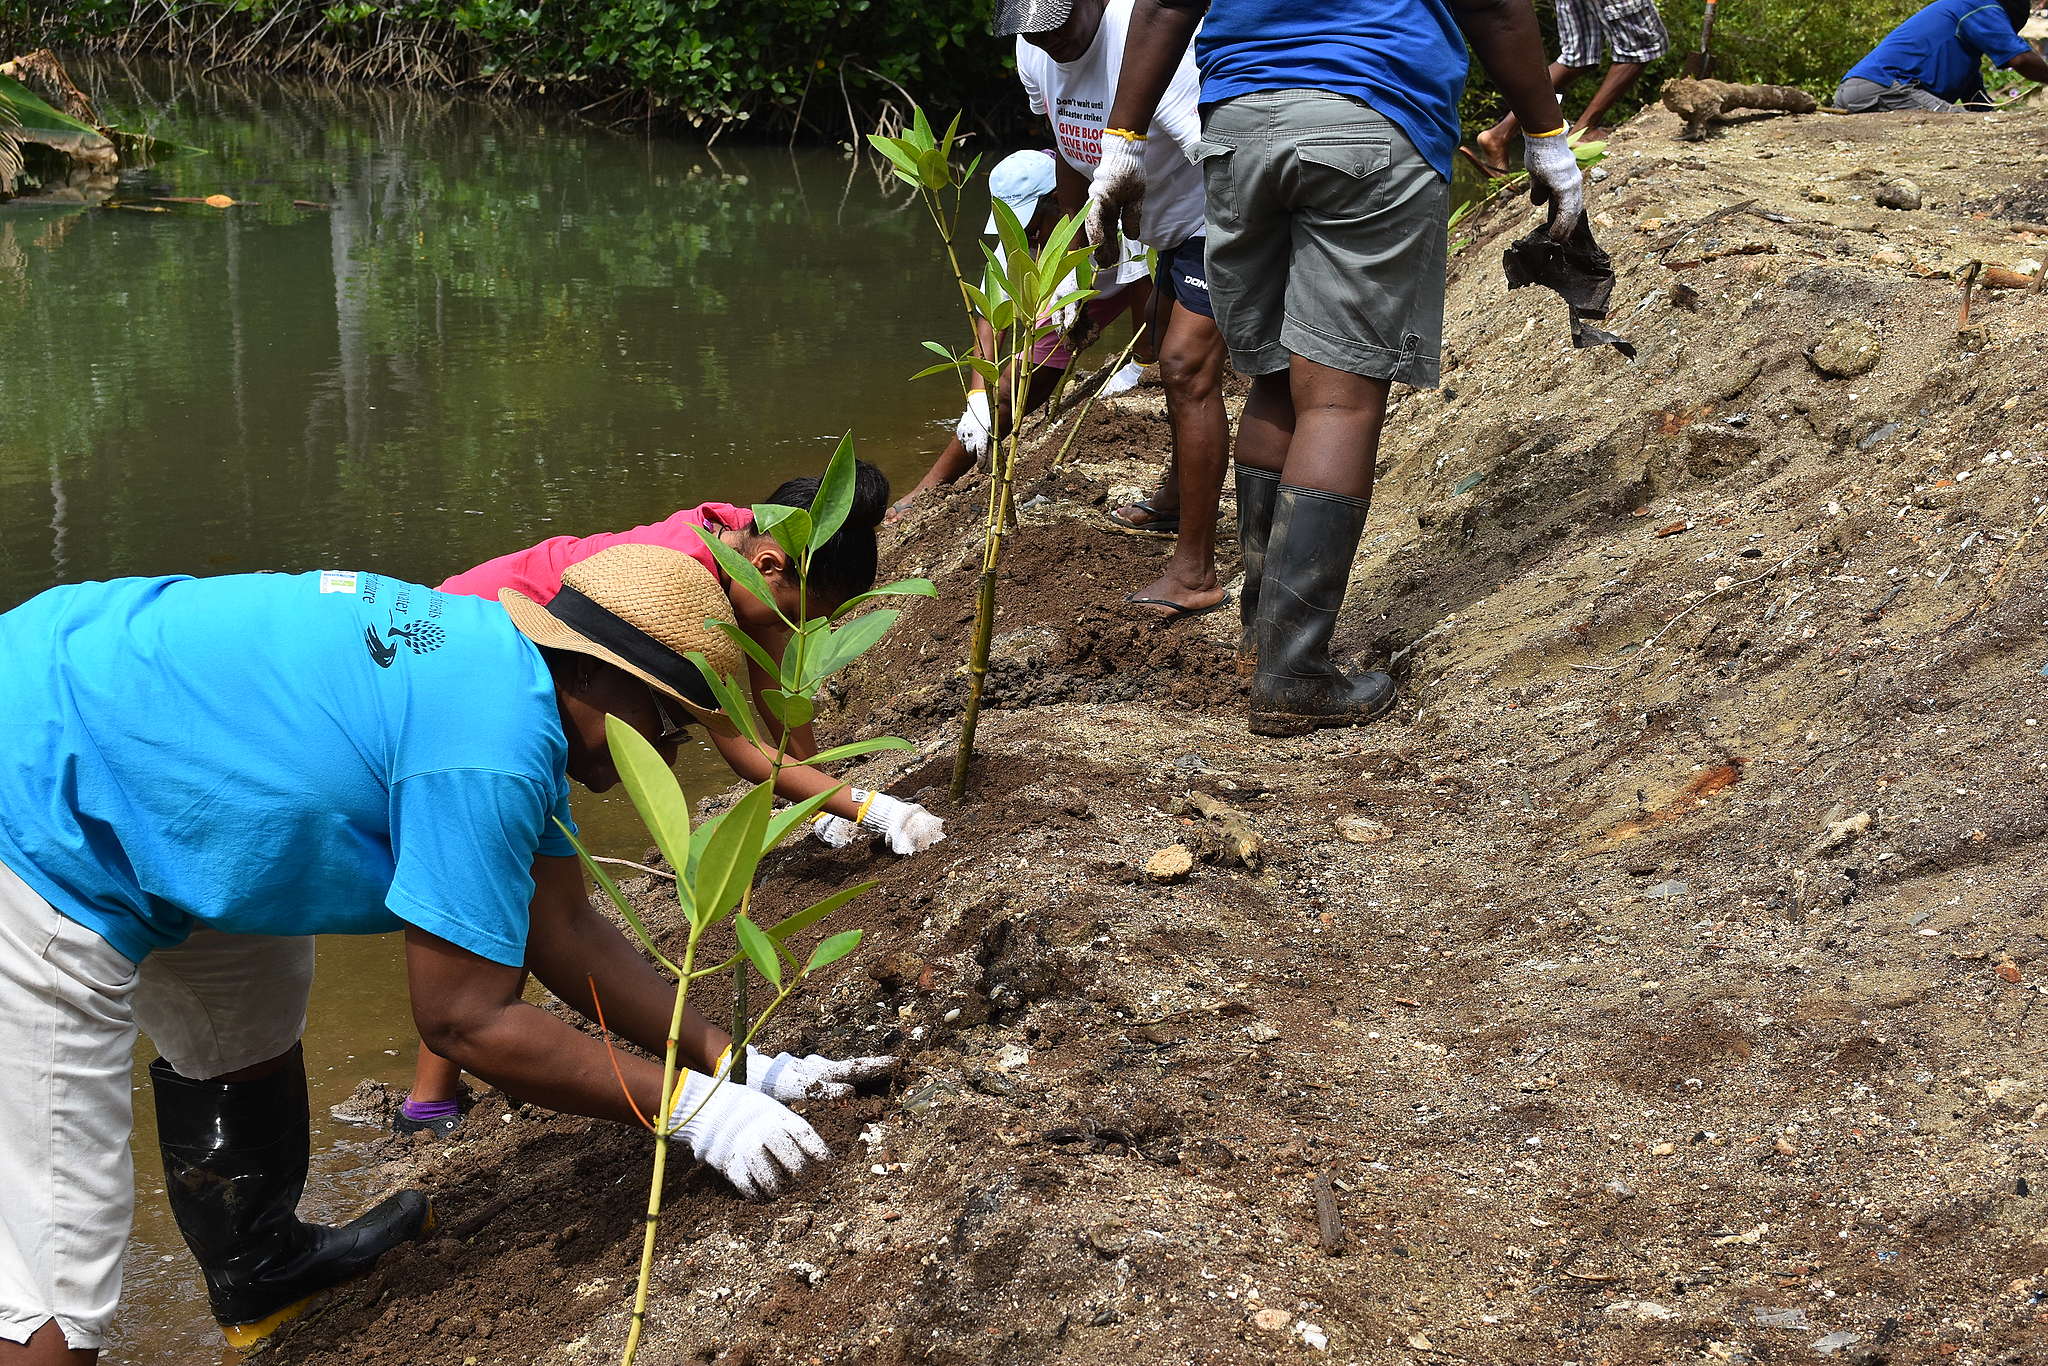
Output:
[498,543,745,730]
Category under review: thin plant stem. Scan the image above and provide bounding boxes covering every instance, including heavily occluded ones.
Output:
[952,335,1029,801]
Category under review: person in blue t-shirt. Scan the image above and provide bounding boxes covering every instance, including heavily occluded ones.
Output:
[0,545,887,1360]
[1838,0,2046,112]
[1085,0,1581,737]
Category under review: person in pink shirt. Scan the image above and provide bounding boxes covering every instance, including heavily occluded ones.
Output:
[398,462,945,1136]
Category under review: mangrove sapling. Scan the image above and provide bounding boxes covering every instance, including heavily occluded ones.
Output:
[869,107,1096,800]
[557,436,934,1366]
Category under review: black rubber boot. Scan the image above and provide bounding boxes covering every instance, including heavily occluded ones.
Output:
[1249,483,1396,736]
[1234,464,1282,674]
[152,1047,433,1349]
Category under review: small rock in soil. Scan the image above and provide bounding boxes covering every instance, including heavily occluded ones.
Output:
[1251,1308,1292,1333]
[1244,1020,1281,1044]
[1808,318,1882,377]
[1335,815,1392,844]
[1754,1307,1812,1330]
[1144,844,1194,882]
[1876,178,1922,210]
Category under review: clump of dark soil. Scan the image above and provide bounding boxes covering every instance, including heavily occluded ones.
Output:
[271,101,2048,1366]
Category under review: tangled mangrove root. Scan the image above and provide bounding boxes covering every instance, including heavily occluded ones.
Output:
[1662,77,1818,141]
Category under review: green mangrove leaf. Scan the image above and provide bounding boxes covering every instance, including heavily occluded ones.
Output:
[909,359,972,383]
[0,74,111,154]
[769,881,877,943]
[753,503,812,561]
[691,780,774,928]
[806,929,864,974]
[687,650,761,745]
[556,816,681,975]
[710,620,781,682]
[762,688,816,731]
[827,577,937,621]
[606,714,694,873]
[734,914,782,989]
[687,522,778,612]
[988,196,1030,274]
[809,432,858,548]
[806,736,914,765]
[762,786,840,851]
[865,134,922,184]
[816,608,899,679]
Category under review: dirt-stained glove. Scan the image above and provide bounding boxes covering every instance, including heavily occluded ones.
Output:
[955,389,993,459]
[809,812,859,848]
[854,789,946,856]
[664,1070,830,1200]
[1522,128,1584,241]
[1084,127,1147,265]
[722,1045,896,1102]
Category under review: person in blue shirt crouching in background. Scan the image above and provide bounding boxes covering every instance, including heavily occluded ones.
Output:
[1837,0,2048,112]
[0,545,886,1363]
[1086,0,1585,737]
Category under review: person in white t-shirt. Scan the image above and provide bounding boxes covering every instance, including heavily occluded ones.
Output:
[1000,0,1233,624]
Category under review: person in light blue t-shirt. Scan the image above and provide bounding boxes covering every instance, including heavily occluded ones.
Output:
[0,545,886,1359]
[1084,0,1582,738]
[1838,0,2045,112]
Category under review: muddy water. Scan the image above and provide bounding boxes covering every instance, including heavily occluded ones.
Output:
[0,59,964,1361]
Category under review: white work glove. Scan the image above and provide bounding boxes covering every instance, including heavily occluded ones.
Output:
[955,389,993,459]
[809,812,859,848]
[721,1045,896,1102]
[1522,129,1585,241]
[854,789,946,856]
[664,1069,830,1200]
[1084,127,1148,266]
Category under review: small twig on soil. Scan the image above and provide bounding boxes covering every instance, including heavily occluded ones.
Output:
[1572,537,1819,672]
[1958,260,1982,328]
[1313,1170,1349,1255]
[1654,198,1758,259]
[591,855,675,881]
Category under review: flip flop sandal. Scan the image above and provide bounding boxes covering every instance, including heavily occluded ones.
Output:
[1456,145,1514,179]
[1106,498,1180,538]
[1125,590,1232,623]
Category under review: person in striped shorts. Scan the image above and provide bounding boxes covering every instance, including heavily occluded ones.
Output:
[1469,0,1669,173]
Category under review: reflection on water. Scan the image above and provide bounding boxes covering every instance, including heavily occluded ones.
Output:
[1,58,964,1362]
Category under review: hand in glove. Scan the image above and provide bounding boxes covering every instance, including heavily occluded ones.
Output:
[1522,128,1585,241]
[955,389,993,459]
[809,812,858,848]
[854,789,946,856]
[1084,128,1147,266]
[665,1070,829,1200]
[721,1045,896,1102]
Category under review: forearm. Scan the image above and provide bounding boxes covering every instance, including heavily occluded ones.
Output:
[709,727,855,820]
[422,997,670,1126]
[527,902,728,1069]
[1106,0,1205,133]
[2010,49,2048,84]
[1453,0,1567,133]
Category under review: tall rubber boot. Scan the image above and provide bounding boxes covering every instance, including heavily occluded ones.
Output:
[1249,484,1396,736]
[1234,464,1282,676]
[151,1047,433,1350]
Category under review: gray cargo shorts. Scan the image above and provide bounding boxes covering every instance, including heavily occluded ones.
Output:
[1192,88,1447,387]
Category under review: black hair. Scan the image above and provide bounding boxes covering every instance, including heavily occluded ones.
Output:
[764,459,891,603]
[2003,0,2029,29]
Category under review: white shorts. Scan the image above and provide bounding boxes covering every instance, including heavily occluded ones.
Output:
[0,858,315,1350]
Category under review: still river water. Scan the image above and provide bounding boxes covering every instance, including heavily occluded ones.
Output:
[0,59,966,1360]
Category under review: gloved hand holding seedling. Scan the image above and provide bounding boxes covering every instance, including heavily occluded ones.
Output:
[664,1071,830,1200]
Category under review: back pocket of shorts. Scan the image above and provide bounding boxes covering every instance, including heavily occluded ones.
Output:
[1190,138,1237,223]
[1296,139,1390,207]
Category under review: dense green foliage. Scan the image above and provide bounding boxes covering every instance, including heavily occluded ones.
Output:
[10,0,1012,137]
[6,0,1937,144]
[1459,0,1926,131]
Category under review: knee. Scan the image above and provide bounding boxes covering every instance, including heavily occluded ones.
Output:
[1159,346,1220,403]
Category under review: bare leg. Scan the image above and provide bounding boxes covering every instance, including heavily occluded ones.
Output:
[0,1322,95,1365]
[1109,291,1184,528]
[1127,307,1229,615]
[1572,60,1647,135]
[1235,370,1294,473]
[1279,355,1391,500]
[1475,61,1588,168]
[408,1042,462,1104]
